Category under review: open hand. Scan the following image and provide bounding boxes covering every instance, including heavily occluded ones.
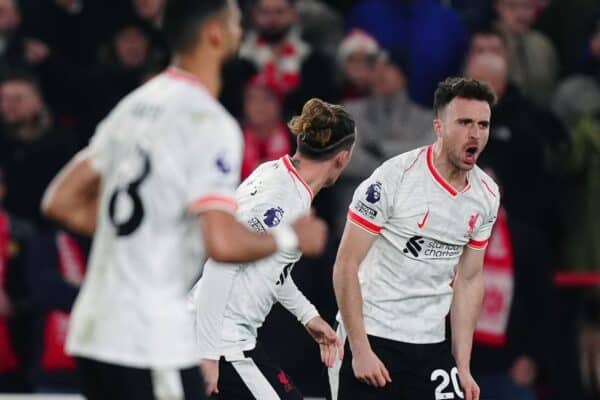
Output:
[352,347,391,388]
[457,369,480,400]
[305,316,343,368]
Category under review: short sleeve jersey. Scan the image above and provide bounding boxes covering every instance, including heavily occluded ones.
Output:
[191,156,318,360]
[66,68,243,368]
[345,145,500,344]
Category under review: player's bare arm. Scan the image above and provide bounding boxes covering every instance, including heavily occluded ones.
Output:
[42,149,100,236]
[333,221,391,388]
[199,210,327,262]
[451,245,485,400]
[43,153,327,261]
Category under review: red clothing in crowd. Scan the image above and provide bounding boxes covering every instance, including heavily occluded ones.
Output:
[241,124,292,180]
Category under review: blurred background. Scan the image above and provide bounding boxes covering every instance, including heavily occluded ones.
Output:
[0,0,598,399]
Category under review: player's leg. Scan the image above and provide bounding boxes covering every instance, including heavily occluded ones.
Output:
[76,357,155,400]
[76,357,111,400]
[215,356,262,399]
[179,366,206,400]
[150,367,203,400]
[218,343,303,400]
[402,341,465,400]
[335,338,397,400]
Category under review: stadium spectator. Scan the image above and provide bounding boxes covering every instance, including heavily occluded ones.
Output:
[25,227,88,393]
[551,113,600,272]
[465,52,563,233]
[346,0,468,106]
[33,20,168,143]
[18,0,114,67]
[0,165,34,393]
[296,0,343,56]
[465,26,510,64]
[471,182,554,400]
[241,73,291,180]
[550,28,600,273]
[534,0,598,75]
[447,0,495,31]
[130,0,169,61]
[331,49,432,237]
[336,29,379,102]
[132,0,165,29]
[552,27,600,129]
[0,0,35,74]
[0,71,76,225]
[493,0,560,107]
[234,0,336,118]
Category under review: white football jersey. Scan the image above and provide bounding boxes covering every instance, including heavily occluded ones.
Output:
[66,68,243,368]
[343,145,500,344]
[191,156,318,360]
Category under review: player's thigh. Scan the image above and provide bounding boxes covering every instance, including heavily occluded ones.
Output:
[403,344,465,400]
[213,358,257,400]
[218,346,303,400]
[336,341,396,400]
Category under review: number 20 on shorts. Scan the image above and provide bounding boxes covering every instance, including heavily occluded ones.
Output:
[430,366,464,400]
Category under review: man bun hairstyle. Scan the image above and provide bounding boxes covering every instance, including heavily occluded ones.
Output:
[163,0,229,53]
[288,98,356,160]
[433,77,497,116]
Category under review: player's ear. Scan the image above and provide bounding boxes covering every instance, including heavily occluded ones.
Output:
[433,118,442,138]
[335,149,351,168]
[203,18,225,49]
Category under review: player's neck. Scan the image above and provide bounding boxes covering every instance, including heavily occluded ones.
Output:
[173,54,222,98]
[431,144,469,191]
[289,156,328,197]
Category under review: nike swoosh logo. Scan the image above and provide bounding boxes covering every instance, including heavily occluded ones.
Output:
[417,209,430,229]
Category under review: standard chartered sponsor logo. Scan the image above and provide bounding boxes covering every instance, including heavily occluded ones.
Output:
[403,236,461,258]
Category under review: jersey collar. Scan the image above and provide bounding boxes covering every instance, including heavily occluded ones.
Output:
[281,155,314,200]
[426,145,471,197]
[164,67,205,88]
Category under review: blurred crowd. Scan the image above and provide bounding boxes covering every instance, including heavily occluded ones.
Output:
[0,0,598,399]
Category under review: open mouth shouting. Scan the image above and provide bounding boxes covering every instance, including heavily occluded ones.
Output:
[462,144,479,166]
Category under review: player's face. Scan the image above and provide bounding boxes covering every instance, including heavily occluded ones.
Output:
[435,97,490,171]
[220,0,243,61]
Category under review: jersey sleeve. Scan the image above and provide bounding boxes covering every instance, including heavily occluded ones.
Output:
[183,116,243,215]
[468,190,501,250]
[276,270,319,325]
[347,166,394,235]
[87,118,112,174]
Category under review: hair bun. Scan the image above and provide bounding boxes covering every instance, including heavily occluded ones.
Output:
[288,98,336,146]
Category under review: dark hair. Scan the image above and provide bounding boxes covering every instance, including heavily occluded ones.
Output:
[163,0,229,53]
[252,0,297,7]
[470,25,507,46]
[0,69,42,95]
[288,98,356,160]
[433,77,496,116]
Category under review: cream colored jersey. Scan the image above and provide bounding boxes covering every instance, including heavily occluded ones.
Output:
[191,156,318,360]
[66,68,243,368]
[343,145,500,344]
